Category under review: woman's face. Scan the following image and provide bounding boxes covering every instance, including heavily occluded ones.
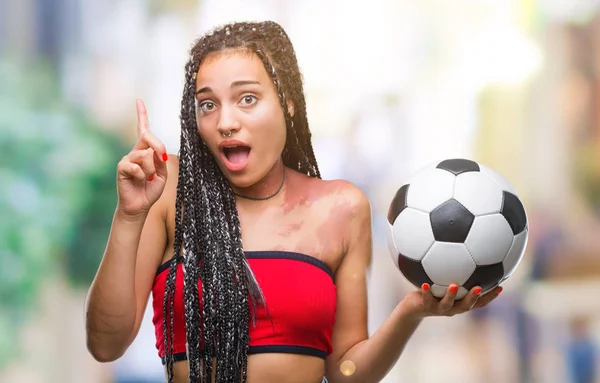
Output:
[195,50,288,189]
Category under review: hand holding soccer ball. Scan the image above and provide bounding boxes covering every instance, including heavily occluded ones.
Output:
[386,158,528,308]
[400,281,504,318]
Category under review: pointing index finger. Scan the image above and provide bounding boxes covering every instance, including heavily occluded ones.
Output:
[136,99,149,138]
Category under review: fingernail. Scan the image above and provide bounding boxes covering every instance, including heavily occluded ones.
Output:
[473,287,482,296]
[496,287,503,295]
[162,153,168,162]
[149,175,155,182]
[421,283,430,291]
[449,284,458,294]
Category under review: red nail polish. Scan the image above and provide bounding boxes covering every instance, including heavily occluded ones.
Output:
[449,285,458,294]
[162,153,168,162]
[421,283,430,291]
[473,287,482,296]
[149,175,155,182]
[496,287,503,294]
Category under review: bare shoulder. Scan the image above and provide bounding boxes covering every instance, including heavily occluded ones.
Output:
[310,176,371,218]
[285,169,371,225]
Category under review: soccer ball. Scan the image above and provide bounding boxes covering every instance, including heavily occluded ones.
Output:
[386,158,528,299]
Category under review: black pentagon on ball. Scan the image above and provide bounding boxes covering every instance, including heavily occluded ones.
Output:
[436,158,480,176]
[501,191,527,234]
[430,199,475,242]
[397,253,434,287]
[462,263,505,292]
[387,184,409,225]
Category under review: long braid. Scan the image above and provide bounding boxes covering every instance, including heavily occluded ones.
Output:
[295,100,321,178]
[162,20,322,383]
[181,57,204,382]
[162,89,191,380]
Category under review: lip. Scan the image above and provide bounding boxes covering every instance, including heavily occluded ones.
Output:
[218,139,250,151]
[218,139,251,172]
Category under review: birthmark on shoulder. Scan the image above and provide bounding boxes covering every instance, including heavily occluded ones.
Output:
[281,193,311,214]
[315,199,353,253]
[277,221,304,237]
[280,177,353,214]
[280,177,323,214]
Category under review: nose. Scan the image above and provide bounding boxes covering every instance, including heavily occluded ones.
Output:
[217,105,241,137]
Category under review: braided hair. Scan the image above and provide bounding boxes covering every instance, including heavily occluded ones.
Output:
[162,21,322,383]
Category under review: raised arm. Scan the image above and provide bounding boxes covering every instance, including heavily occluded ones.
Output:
[84,100,172,362]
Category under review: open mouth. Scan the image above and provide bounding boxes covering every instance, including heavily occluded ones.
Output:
[219,142,252,172]
[222,145,251,164]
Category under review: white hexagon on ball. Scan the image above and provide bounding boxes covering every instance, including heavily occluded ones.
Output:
[453,171,503,215]
[422,242,476,286]
[464,214,514,266]
[479,164,519,197]
[391,208,435,261]
[405,168,455,212]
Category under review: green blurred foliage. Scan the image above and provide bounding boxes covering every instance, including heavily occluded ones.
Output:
[0,57,128,367]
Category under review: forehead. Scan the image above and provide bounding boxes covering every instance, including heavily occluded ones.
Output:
[195,50,270,87]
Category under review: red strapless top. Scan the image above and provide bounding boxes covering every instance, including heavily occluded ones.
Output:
[151,251,337,364]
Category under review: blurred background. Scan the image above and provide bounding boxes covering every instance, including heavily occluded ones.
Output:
[1,0,600,382]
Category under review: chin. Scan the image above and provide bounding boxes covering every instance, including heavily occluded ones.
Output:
[228,176,256,189]
[214,153,277,191]
[218,166,257,189]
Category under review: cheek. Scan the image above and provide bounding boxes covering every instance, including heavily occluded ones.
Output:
[264,121,287,158]
[254,106,287,150]
[196,111,220,137]
[275,124,287,153]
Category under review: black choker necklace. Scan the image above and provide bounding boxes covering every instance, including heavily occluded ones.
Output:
[233,166,286,201]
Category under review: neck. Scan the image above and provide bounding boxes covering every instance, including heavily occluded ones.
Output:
[232,160,286,201]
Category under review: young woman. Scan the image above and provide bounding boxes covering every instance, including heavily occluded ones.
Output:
[85,20,502,383]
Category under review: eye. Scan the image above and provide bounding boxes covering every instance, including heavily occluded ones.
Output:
[197,101,216,113]
[240,95,257,106]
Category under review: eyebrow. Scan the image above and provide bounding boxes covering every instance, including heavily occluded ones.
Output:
[196,80,261,95]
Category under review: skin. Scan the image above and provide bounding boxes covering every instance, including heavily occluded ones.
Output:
[84,51,502,383]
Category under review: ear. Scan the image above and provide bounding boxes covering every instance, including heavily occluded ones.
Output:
[287,101,295,118]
